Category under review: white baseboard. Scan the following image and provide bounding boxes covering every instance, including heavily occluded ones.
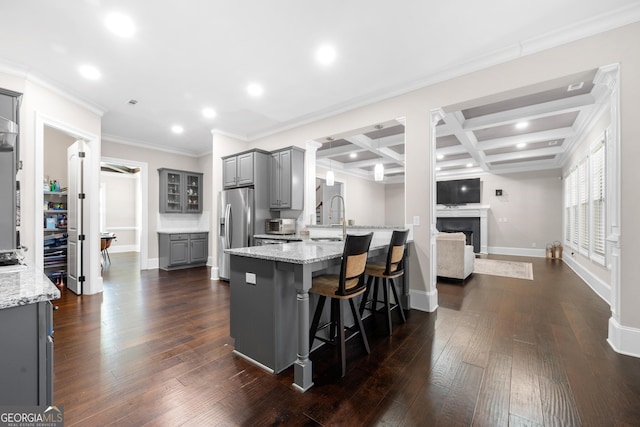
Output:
[109,245,139,253]
[409,288,438,312]
[608,317,640,358]
[147,258,159,270]
[488,246,547,257]
[211,267,220,280]
[562,254,611,304]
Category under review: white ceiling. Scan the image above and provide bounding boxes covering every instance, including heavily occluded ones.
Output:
[0,1,639,158]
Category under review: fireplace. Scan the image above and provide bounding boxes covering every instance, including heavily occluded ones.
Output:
[437,217,480,253]
[436,205,489,254]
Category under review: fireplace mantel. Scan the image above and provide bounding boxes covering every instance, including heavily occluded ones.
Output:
[436,204,490,254]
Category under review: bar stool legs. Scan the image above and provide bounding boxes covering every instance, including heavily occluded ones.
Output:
[360,276,406,336]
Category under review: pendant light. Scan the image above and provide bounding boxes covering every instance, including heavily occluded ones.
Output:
[326,137,335,186]
[374,125,384,181]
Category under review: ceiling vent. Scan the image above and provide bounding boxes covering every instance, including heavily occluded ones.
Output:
[567,82,584,92]
[128,99,138,105]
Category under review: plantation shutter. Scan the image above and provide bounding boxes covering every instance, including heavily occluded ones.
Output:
[591,142,606,259]
[564,173,571,243]
[578,160,588,253]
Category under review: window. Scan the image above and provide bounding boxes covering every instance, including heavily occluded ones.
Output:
[564,131,607,266]
[590,139,606,263]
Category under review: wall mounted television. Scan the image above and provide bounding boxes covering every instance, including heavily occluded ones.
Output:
[436,178,481,205]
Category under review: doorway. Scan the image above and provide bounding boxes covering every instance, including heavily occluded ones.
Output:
[100,156,149,271]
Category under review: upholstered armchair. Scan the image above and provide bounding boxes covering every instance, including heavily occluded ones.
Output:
[436,232,474,280]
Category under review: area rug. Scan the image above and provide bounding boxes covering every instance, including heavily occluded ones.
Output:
[473,258,534,280]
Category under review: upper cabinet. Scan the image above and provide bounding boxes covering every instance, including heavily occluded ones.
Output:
[222,150,270,189]
[159,168,203,214]
[269,147,304,210]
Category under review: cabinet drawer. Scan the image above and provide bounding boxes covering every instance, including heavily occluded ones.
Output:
[190,233,207,240]
[169,234,189,241]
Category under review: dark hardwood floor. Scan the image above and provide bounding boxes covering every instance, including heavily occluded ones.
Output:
[52,253,640,426]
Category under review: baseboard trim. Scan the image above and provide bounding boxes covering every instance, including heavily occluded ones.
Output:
[488,246,546,257]
[211,267,220,281]
[409,288,438,312]
[562,254,611,304]
[608,317,640,358]
[109,245,139,253]
[147,258,159,270]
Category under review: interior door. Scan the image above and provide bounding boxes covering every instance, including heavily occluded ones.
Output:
[67,140,87,295]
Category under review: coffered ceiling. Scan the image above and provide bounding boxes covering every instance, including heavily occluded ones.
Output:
[314,67,607,183]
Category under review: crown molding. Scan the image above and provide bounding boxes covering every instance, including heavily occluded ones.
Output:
[102,134,202,158]
[0,60,106,117]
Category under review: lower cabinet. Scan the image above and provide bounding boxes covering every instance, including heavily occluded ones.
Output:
[158,232,208,270]
[0,301,54,405]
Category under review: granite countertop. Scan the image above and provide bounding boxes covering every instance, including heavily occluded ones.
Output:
[157,230,209,234]
[305,224,407,230]
[0,265,61,310]
[254,234,303,241]
[225,236,399,264]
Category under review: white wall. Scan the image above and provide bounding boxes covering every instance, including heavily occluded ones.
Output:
[101,171,139,252]
[480,170,564,254]
[385,183,405,226]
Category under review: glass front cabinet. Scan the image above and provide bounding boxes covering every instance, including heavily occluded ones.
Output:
[159,168,203,214]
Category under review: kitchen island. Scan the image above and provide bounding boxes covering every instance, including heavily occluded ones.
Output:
[0,265,60,405]
[225,234,411,392]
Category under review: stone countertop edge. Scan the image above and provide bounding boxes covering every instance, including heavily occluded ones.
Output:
[225,237,411,265]
[304,225,407,230]
[0,266,61,310]
[254,234,302,240]
[157,230,209,234]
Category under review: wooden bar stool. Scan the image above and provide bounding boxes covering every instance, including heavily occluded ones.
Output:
[309,233,373,377]
[360,229,409,335]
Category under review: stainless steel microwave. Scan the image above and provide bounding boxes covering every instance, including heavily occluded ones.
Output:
[265,218,296,235]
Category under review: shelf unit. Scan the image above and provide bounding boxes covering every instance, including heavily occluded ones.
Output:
[43,191,68,285]
[159,169,203,214]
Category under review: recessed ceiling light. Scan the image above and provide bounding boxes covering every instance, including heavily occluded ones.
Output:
[515,121,529,130]
[105,12,135,38]
[466,163,473,168]
[316,44,337,65]
[171,125,184,134]
[436,154,444,160]
[78,64,101,80]
[202,108,217,119]
[247,83,264,97]
[517,142,527,148]
[349,153,357,159]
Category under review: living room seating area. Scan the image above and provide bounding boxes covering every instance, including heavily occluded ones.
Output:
[436,232,474,280]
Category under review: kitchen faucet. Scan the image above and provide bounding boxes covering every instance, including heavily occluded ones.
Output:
[330,194,346,241]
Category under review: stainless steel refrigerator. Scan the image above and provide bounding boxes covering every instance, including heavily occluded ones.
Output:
[218,187,257,280]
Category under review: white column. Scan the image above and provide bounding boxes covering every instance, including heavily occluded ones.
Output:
[303,141,323,229]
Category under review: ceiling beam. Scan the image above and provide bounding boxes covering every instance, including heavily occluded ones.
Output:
[476,127,575,150]
[462,93,595,131]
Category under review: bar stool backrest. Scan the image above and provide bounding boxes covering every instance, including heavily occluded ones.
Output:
[384,229,410,276]
[337,233,373,297]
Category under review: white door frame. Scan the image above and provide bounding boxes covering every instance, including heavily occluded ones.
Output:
[35,112,102,294]
[100,156,149,270]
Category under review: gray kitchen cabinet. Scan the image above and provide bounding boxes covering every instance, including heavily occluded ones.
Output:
[158,232,208,270]
[0,301,54,405]
[158,168,203,214]
[269,146,304,210]
[222,149,270,189]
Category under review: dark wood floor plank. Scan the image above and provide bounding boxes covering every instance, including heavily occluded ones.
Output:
[510,338,544,424]
[47,252,640,426]
[436,362,484,426]
[472,351,512,427]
